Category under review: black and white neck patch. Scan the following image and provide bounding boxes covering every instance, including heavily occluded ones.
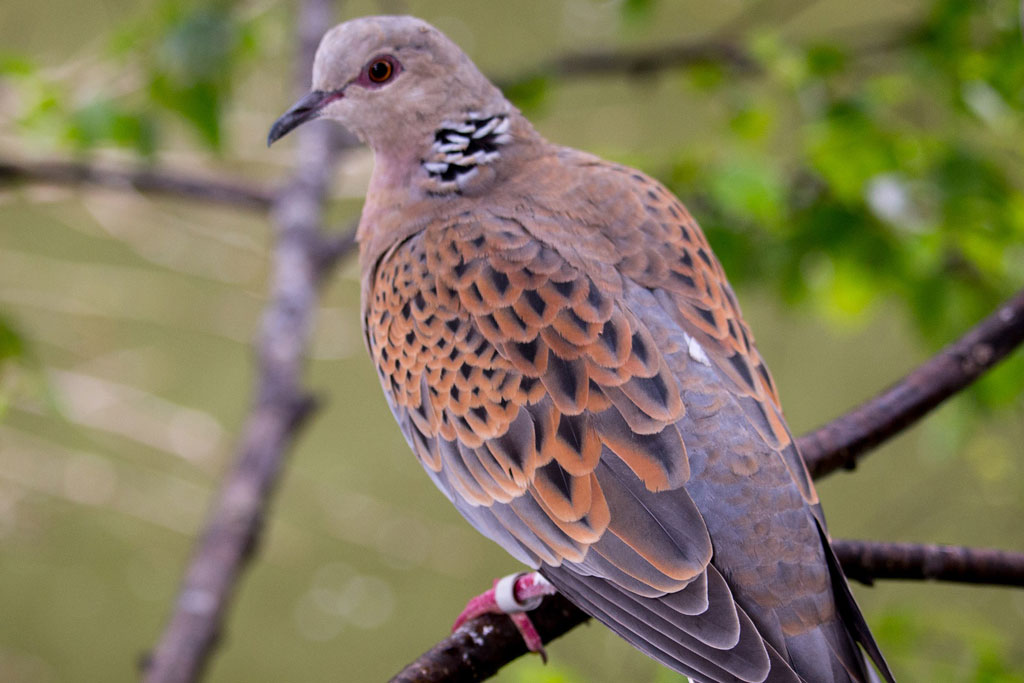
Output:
[422,113,511,190]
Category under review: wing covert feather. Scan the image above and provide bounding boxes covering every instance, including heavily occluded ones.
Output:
[365,216,711,585]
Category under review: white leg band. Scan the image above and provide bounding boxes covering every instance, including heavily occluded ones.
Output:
[494,572,545,613]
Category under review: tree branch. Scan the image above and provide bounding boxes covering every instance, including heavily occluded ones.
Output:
[391,540,1024,683]
[835,540,1024,588]
[141,1,341,681]
[389,594,589,683]
[0,158,274,212]
[799,287,1024,479]
[529,39,760,80]
[495,25,912,90]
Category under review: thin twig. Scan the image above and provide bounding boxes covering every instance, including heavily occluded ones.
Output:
[799,287,1024,479]
[391,540,1024,683]
[0,158,274,211]
[141,1,340,681]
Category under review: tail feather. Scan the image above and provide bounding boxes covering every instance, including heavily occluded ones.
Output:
[815,520,896,683]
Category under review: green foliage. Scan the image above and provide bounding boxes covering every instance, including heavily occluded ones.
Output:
[658,0,1024,408]
[4,58,159,156]
[134,2,259,149]
[0,313,29,419]
[619,0,657,27]
[505,75,551,113]
[0,314,25,366]
[66,98,158,154]
[2,0,261,155]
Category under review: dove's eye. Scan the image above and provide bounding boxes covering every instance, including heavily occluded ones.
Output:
[369,60,392,82]
[364,55,400,85]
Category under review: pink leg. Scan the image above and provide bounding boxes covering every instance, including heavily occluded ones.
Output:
[452,571,557,660]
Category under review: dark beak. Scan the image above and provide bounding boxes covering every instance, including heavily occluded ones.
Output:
[267,90,339,146]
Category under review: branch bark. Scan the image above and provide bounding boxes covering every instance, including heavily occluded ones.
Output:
[141,1,341,681]
[391,540,1024,683]
[0,158,274,211]
[389,594,589,683]
[835,540,1024,588]
[799,287,1024,479]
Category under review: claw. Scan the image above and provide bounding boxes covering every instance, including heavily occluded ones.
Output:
[452,571,557,660]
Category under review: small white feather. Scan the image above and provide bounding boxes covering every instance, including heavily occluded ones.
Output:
[423,161,450,174]
[684,332,711,366]
[442,121,475,134]
[472,117,500,138]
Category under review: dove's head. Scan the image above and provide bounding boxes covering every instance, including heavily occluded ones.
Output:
[268,16,511,155]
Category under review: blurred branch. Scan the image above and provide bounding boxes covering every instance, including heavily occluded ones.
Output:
[0,157,273,211]
[496,24,911,89]
[799,287,1024,479]
[520,39,760,81]
[141,1,342,682]
[392,540,1024,683]
[314,224,358,281]
[836,540,1024,588]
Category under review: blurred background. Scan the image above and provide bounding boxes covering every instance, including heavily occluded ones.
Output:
[1,0,1023,681]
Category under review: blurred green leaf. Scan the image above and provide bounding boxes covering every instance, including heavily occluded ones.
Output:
[142,4,247,150]
[0,313,28,421]
[804,101,897,203]
[2,0,263,153]
[620,0,657,27]
[728,102,776,141]
[687,61,727,91]
[0,53,35,76]
[805,44,847,77]
[707,153,786,225]
[972,643,1024,683]
[504,75,550,113]
[0,315,25,366]
[65,99,157,156]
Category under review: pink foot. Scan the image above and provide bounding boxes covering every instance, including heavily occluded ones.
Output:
[452,572,557,661]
